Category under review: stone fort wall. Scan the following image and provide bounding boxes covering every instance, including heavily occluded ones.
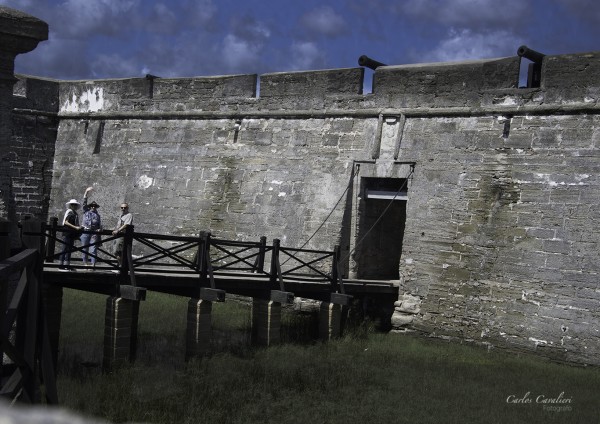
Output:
[11,51,600,365]
[11,76,58,220]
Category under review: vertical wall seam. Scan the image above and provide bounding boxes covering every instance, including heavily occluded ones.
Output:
[394,114,406,159]
[93,120,105,154]
[371,113,384,159]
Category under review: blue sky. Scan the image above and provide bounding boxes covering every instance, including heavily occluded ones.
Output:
[2,0,600,89]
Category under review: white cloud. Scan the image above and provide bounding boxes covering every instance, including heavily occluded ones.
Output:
[182,0,217,26]
[221,34,262,72]
[91,53,141,78]
[231,17,271,42]
[290,41,325,70]
[144,0,217,34]
[144,2,179,34]
[300,6,347,37]
[218,17,271,73]
[420,28,519,63]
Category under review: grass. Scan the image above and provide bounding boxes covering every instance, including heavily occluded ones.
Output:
[55,289,600,424]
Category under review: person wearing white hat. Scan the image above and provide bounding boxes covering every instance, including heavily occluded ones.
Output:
[59,198,82,270]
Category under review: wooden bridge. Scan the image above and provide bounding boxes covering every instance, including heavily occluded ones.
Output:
[1,219,398,404]
[39,217,397,302]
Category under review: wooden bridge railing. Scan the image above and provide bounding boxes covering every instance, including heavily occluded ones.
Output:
[42,217,122,271]
[0,223,58,405]
[28,219,349,296]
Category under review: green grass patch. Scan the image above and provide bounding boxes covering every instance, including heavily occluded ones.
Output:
[56,289,600,424]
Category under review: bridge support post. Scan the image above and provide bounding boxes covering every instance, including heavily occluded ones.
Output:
[319,293,352,340]
[42,285,63,369]
[185,298,212,360]
[103,296,139,371]
[319,302,343,340]
[251,298,281,346]
[21,219,63,368]
[319,294,352,340]
[185,288,225,360]
[0,220,10,374]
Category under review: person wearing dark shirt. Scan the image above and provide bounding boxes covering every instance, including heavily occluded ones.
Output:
[80,186,102,268]
[59,198,82,271]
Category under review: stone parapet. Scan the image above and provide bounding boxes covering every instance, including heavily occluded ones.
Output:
[372,57,520,108]
[44,52,600,117]
[542,51,600,103]
[13,75,59,113]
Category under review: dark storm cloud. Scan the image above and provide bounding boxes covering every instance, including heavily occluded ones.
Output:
[140,0,218,34]
[554,0,600,23]
[396,0,531,32]
[15,36,91,79]
[49,0,140,39]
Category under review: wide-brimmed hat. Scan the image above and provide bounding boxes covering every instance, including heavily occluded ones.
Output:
[65,199,81,207]
[89,201,100,208]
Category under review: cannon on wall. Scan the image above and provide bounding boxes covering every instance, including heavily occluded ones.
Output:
[358,55,387,70]
[517,45,545,88]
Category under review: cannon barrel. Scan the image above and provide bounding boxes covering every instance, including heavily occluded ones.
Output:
[517,45,545,64]
[358,55,387,70]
